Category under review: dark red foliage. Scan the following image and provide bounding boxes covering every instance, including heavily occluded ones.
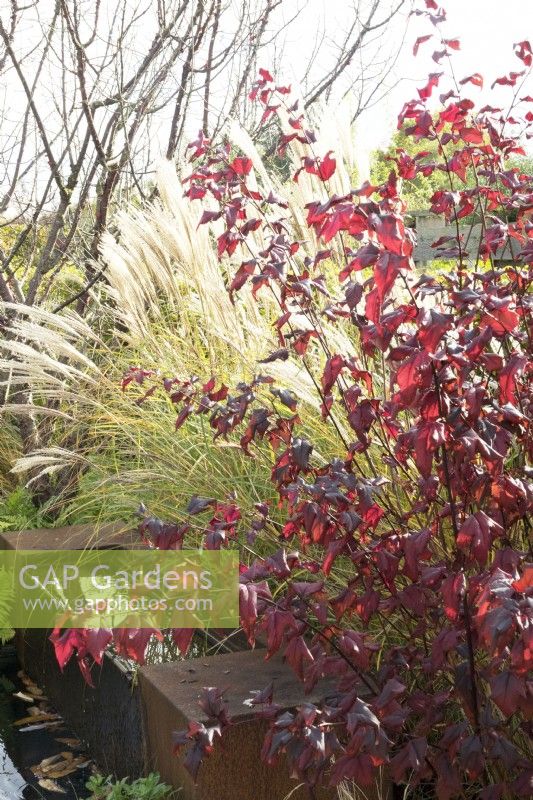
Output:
[53,3,533,797]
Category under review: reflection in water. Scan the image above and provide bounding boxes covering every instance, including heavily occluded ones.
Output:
[0,744,26,800]
[0,646,90,799]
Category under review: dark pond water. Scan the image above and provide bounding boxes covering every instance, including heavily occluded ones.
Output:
[0,645,91,799]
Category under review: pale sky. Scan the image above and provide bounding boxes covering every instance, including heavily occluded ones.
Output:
[349,0,533,169]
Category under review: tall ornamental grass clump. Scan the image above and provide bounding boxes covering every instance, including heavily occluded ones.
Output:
[1,136,357,525]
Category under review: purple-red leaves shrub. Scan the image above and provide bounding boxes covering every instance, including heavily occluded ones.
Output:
[53,2,533,796]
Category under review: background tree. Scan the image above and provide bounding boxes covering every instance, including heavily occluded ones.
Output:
[371,128,533,212]
[371,128,443,210]
[0,0,408,500]
[0,0,409,314]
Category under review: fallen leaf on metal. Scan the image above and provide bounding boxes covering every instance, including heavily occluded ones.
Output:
[32,752,88,779]
[55,737,82,748]
[37,778,66,793]
[19,720,62,731]
[14,712,61,726]
[13,691,34,703]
